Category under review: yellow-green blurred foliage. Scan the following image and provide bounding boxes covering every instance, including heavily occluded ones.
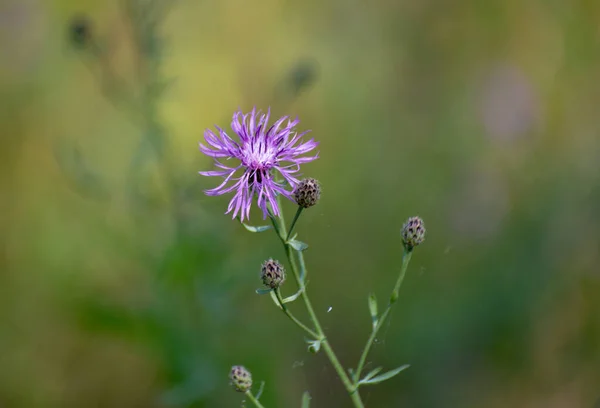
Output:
[1,0,600,407]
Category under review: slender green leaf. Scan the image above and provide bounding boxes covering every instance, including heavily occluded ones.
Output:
[282,288,304,304]
[255,381,265,400]
[359,365,410,385]
[288,239,309,251]
[270,290,283,309]
[241,222,272,233]
[301,391,311,408]
[362,366,383,382]
[368,293,378,328]
[256,288,272,295]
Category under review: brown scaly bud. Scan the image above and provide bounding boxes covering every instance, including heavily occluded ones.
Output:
[293,178,321,208]
[261,259,285,289]
[401,216,426,250]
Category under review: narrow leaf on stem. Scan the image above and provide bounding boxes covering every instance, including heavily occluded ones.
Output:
[288,239,309,251]
[282,287,304,304]
[255,381,265,400]
[359,365,410,385]
[241,222,272,233]
[362,366,383,382]
[270,290,283,309]
[256,288,273,295]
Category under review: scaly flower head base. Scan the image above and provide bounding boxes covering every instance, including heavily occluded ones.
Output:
[199,108,318,221]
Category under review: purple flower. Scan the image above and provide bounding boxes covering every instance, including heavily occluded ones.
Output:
[199,108,318,221]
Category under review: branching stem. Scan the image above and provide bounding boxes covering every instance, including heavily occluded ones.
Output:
[269,197,365,408]
[274,288,319,339]
[353,248,413,385]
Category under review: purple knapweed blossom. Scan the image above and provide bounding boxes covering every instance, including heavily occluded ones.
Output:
[199,108,318,222]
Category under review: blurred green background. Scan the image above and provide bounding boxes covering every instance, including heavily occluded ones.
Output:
[1,0,600,407]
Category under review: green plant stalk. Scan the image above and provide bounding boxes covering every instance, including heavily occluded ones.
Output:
[245,390,266,408]
[271,201,365,408]
[353,248,413,384]
[274,288,319,339]
[286,206,303,241]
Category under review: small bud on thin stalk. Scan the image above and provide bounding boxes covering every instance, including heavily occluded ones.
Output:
[230,365,253,393]
[286,178,321,240]
[401,216,426,250]
[354,217,425,388]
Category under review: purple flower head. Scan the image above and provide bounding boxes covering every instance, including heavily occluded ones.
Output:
[199,108,318,221]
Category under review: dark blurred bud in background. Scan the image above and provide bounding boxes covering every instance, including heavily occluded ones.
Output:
[69,15,93,49]
[288,58,319,97]
[275,58,320,103]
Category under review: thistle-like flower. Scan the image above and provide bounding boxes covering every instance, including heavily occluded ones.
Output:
[199,108,319,221]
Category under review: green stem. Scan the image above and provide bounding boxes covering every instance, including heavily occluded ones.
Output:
[293,246,364,407]
[274,289,319,339]
[286,206,304,241]
[353,248,413,384]
[244,390,266,408]
[268,210,283,238]
[270,199,364,408]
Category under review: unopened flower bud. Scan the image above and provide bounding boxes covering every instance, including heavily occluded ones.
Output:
[230,365,252,392]
[401,216,426,250]
[261,259,285,289]
[293,178,321,208]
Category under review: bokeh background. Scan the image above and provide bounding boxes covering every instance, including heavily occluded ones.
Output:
[1,0,600,407]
